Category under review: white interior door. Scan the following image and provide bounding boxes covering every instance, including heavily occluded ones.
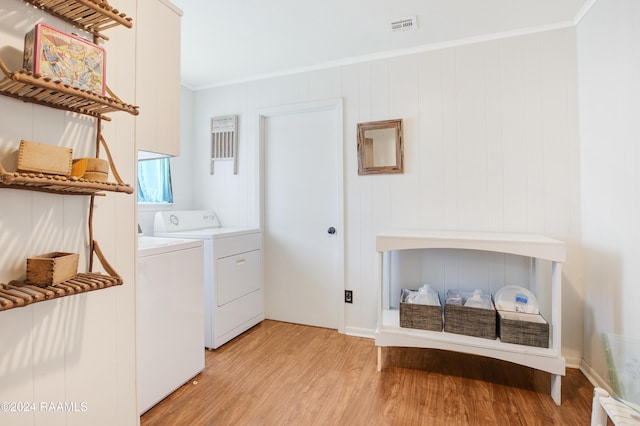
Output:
[261,101,343,330]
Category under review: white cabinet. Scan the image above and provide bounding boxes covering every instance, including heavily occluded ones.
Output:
[375,229,566,404]
[136,0,182,156]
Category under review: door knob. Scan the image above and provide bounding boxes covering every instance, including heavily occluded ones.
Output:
[327,227,336,235]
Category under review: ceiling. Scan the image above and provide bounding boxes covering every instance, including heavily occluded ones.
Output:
[171,0,592,90]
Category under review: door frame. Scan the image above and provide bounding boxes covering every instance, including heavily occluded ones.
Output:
[257,99,345,333]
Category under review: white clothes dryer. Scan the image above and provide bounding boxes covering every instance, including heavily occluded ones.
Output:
[154,210,263,349]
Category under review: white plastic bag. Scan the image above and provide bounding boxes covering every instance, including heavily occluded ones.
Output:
[417,284,440,306]
[463,289,493,310]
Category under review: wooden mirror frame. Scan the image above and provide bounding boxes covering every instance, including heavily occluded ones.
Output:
[357,119,404,175]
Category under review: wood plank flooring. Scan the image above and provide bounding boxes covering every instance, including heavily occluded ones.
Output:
[140,320,595,425]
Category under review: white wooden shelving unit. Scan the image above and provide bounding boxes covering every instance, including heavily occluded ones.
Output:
[375,229,567,405]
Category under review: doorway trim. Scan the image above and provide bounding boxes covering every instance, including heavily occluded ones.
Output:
[257,98,345,333]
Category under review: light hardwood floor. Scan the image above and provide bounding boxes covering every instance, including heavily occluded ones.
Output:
[141,320,595,425]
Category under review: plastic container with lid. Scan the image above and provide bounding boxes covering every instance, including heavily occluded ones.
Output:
[494,285,539,314]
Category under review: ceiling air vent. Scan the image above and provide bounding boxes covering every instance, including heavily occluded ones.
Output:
[389,16,418,33]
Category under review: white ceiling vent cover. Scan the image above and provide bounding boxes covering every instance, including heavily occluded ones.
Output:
[389,16,418,33]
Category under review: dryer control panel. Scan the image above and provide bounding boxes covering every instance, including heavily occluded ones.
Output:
[154,210,221,233]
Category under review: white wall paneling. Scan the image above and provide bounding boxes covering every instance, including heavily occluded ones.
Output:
[0,0,138,424]
[577,0,640,390]
[389,55,420,229]
[188,27,582,358]
[191,83,255,227]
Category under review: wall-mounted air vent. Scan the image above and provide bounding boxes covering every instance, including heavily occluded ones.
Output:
[389,16,418,33]
[210,115,238,174]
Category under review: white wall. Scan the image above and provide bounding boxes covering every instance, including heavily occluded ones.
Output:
[577,0,640,387]
[190,28,583,361]
[192,83,258,226]
[0,1,138,425]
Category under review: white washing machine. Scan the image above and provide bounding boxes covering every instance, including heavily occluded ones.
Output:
[137,236,204,414]
[154,210,263,349]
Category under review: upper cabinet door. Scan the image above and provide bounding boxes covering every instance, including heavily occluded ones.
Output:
[136,0,182,157]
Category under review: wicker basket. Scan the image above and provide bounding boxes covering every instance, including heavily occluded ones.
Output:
[399,289,442,331]
[497,311,549,348]
[444,302,496,339]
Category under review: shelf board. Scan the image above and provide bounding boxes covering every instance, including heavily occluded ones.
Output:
[376,229,566,262]
[0,272,123,312]
[377,309,565,375]
[21,0,133,40]
[0,169,133,195]
[0,61,139,121]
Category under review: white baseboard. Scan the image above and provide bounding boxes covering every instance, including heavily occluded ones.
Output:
[565,355,583,369]
[344,326,375,339]
[580,359,612,394]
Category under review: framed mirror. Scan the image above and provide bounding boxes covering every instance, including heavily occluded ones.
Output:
[357,119,403,175]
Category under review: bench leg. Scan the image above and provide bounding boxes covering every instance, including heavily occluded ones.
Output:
[551,374,562,405]
[590,388,609,426]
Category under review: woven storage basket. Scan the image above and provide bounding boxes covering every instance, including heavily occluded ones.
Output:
[444,302,496,339]
[497,311,549,348]
[399,290,442,331]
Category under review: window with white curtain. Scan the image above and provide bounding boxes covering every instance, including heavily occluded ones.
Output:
[137,157,174,203]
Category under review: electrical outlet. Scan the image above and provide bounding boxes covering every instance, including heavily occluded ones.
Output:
[344,290,353,304]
